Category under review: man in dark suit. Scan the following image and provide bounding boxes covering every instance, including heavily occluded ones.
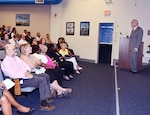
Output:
[129,19,143,73]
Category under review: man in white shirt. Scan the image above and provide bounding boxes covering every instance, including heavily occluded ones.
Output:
[19,34,28,46]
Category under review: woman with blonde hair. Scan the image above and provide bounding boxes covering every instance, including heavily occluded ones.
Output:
[20,44,72,97]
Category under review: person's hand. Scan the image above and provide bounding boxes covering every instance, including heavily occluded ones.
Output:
[48,65,55,69]
[134,48,138,52]
[0,82,5,89]
[25,70,33,78]
[36,59,42,65]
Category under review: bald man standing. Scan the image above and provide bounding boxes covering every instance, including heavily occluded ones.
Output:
[129,19,143,73]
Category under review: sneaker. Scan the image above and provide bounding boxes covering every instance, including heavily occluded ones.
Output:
[63,76,70,80]
[40,105,55,111]
[69,75,74,79]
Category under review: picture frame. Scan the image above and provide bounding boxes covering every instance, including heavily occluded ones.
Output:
[66,22,75,35]
[80,22,90,36]
[16,14,30,26]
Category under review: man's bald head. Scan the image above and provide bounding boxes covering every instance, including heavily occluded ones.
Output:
[4,44,16,57]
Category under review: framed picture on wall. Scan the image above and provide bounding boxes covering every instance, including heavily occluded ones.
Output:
[80,22,90,36]
[16,14,30,26]
[66,22,75,35]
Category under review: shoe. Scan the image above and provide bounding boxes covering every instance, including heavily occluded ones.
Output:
[63,76,70,80]
[130,70,138,74]
[57,93,66,97]
[75,70,80,74]
[40,105,55,111]
[69,75,74,79]
[57,88,72,97]
[131,71,138,74]
[46,98,53,103]
[78,67,83,70]
[17,108,35,115]
[66,88,72,93]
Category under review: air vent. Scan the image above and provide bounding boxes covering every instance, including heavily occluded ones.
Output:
[35,0,44,4]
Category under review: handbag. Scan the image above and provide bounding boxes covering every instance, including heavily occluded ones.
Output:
[31,66,46,74]
[64,55,71,59]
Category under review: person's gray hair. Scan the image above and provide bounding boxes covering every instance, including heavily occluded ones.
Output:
[132,19,138,25]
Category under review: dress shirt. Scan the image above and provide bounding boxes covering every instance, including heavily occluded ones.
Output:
[1,55,31,79]
[9,38,19,47]
[18,39,28,45]
[33,53,48,64]
[133,26,138,31]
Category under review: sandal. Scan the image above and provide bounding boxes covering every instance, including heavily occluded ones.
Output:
[69,75,74,79]
[57,88,72,97]
[63,76,70,80]
[76,70,80,74]
[66,88,72,93]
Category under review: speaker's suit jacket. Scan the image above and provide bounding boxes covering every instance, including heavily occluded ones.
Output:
[128,26,143,72]
[129,26,143,51]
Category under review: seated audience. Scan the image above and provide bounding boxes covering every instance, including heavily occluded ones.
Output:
[1,25,6,35]
[25,31,32,44]
[9,27,17,39]
[5,26,11,36]
[1,44,55,111]
[0,69,34,115]
[32,44,64,84]
[9,34,20,48]
[47,44,74,80]
[40,44,73,81]
[20,44,72,97]
[9,34,21,56]
[18,34,28,46]
[30,44,72,97]
[45,33,55,45]
[56,37,63,50]
[23,29,27,36]
[39,38,73,80]
[59,42,83,74]
[0,28,4,40]
[35,32,41,43]
[57,37,75,55]
[0,33,10,50]
[40,38,47,45]
[31,37,38,45]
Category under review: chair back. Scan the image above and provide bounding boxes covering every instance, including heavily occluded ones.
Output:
[0,69,4,82]
[0,69,4,111]
[0,50,5,61]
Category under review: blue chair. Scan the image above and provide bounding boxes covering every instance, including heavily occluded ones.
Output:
[0,50,5,62]
[0,69,3,112]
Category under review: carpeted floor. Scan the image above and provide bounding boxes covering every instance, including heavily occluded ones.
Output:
[10,62,115,115]
[2,61,150,115]
[117,67,150,115]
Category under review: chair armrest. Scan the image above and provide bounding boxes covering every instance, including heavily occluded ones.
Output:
[13,79,21,96]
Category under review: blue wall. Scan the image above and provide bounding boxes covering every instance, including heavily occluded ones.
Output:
[0,0,62,4]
